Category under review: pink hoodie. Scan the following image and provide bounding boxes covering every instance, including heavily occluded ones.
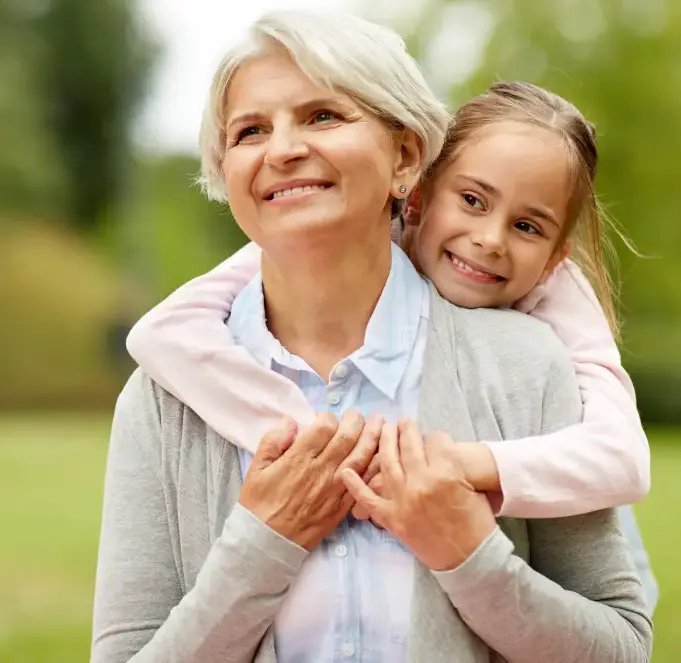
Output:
[126,242,650,518]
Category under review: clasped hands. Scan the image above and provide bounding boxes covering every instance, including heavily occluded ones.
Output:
[238,411,498,572]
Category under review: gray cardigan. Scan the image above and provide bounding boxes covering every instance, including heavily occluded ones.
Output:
[91,284,652,663]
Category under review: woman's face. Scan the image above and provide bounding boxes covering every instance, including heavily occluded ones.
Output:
[412,121,572,308]
[221,51,405,256]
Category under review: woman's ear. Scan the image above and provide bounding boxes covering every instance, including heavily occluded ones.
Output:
[539,242,570,284]
[403,187,423,227]
[392,128,424,198]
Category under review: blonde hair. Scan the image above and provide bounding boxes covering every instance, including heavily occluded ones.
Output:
[199,10,450,203]
[425,81,622,336]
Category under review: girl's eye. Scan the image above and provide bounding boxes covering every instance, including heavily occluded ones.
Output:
[462,193,485,210]
[515,220,540,235]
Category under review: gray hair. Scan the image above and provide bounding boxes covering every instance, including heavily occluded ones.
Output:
[198,10,450,202]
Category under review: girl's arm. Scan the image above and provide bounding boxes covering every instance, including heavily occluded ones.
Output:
[126,242,314,453]
[481,259,650,518]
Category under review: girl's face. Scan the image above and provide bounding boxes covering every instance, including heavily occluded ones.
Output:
[411,121,573,308]
[221,50,414,258]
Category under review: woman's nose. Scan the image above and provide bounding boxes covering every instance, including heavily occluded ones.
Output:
[264,124,310,169]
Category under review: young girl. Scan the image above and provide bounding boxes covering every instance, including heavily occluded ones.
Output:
[126,82,656,605]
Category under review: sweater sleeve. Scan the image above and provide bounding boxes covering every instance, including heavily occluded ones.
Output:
[91,371,308,663]
[432,354,653,663]
[488,260,650,517]
[125,242,314,453]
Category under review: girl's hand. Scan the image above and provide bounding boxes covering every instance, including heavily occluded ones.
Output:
[239,411,383,550]
[342,419,497,571]
[350,440,500,519]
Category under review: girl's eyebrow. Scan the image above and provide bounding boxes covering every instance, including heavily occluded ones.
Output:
[456,174,560,228]
[456,174,499,196]
[523,204,560,228]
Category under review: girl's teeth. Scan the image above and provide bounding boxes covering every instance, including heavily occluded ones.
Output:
[272,185,326,199]
[451,255,495,278]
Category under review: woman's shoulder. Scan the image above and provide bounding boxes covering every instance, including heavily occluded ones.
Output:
[427,284,571,372]
[116,369,202,435]
[113,369,239,476]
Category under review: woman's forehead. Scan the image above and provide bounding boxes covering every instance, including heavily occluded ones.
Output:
[224,52,351,122]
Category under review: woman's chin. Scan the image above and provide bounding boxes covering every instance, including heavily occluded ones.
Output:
[262,213,358,251]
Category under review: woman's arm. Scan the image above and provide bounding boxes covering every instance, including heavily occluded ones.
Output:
[434,355,652,662]
[91,371,308,663]
[433,512,652,663]
[125,242,313,452]
[487,259,650,517]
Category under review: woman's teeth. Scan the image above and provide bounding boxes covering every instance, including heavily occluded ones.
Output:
[271,185,327,199]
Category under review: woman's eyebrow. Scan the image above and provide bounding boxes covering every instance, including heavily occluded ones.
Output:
[226,112,264,130]
[226,97,352,130]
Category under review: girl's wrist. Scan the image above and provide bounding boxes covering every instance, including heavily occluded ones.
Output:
[457,443,501,493]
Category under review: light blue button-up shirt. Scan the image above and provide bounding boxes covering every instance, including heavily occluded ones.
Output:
[229,244,429,663]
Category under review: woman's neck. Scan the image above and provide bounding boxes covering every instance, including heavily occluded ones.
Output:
[261,236,392,380]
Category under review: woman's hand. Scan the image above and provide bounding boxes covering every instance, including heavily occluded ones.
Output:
[239,410,383,550]
[342,420,497,571]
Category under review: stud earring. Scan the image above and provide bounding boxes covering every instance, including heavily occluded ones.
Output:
[399,184,407,195]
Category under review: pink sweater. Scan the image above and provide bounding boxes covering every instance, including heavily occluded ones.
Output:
[126,242,650,518]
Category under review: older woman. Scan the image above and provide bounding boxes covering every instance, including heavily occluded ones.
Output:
[91,10,652,663]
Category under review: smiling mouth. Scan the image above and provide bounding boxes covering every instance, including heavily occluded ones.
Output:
[445,251,506,284]
[266,183,332,201]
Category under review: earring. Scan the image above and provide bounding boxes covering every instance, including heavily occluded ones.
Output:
[398,184,407,195]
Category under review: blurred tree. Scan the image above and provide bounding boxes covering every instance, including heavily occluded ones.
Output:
[0,1,66,219]
[34,0,157,230]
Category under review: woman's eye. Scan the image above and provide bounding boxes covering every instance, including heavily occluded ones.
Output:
[462,193,485,210]
[236,126,261,143]
[312,110,338,123]
[515,220,540,235]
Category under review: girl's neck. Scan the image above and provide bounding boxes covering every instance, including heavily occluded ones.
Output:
[261,234,392,380]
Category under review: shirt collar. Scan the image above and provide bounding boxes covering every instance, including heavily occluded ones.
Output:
[228,243,427,399]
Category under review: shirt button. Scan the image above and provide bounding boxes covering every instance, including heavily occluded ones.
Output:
[327,392,340,406]
[341,642,355,657]
[334,363,349,379]
[334,543,348,558]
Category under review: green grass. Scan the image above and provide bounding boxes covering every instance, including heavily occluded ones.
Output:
[0,415,110,663]
[0,416,679,661]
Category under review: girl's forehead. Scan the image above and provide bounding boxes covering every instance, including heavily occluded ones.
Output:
[443,122,570,181]
[428,120,573,224]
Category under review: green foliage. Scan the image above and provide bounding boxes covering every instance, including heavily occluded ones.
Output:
[1,0,157,230]
[0,4,66,217]
[0,222,125,409]
[104,153,248,298]
[37,0,158,230]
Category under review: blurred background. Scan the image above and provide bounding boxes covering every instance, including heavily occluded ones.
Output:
[0,0,679,660]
